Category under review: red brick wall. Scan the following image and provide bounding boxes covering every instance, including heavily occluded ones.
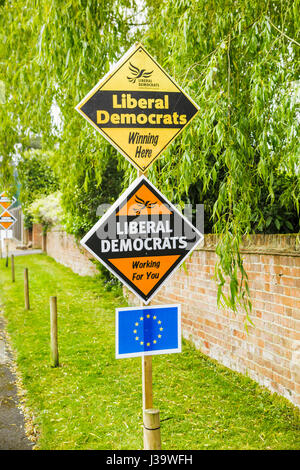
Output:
[44,228,300,408]
[32,223,43,249]
[125,234,300,408]
[46,227,98,277]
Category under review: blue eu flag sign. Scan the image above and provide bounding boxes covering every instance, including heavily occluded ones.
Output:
[116,305,181,359]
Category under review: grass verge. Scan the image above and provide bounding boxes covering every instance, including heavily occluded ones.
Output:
[0,253,299,450]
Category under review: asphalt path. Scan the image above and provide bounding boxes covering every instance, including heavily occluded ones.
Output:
[0,317,34,450]
[9,249,43,257]
[0,246,42,450]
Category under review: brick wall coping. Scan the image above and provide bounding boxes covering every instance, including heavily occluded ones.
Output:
[197,234,300,257]
[49,227,299,257]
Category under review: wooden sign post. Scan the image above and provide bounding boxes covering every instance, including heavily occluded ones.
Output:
[76,43,203,450]
[142,353,153,410]
[139,168,153,413]
[138,169,155,449]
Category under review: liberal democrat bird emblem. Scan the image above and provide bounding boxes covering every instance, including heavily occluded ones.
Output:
[127,62,153,83]
[133,195,157,215]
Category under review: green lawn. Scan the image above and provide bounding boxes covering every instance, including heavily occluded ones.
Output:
[0,253,299,450]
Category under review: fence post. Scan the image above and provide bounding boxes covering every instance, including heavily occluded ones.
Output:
[11,254,15,282]
[24,268,30,310]
[5,243,8,267]
[143,409,161,450]
[50,296,59,367]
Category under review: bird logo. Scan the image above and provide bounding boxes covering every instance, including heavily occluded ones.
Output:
[127,62,153,83]
[133,195,157,215]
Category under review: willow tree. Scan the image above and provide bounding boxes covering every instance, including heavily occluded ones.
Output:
[142,0,299,319]
[1,0,299,319]
[0,0,142,221]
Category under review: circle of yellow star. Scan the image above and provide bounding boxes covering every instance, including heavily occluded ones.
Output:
[132,314,165,350]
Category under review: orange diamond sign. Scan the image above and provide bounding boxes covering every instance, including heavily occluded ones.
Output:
[80,176,203,303]
[0,191,15,211]
[75,43,199,173]
[0,210,16,230]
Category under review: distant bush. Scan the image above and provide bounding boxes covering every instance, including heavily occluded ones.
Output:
[18,149,59,229]
[28,191,64,232]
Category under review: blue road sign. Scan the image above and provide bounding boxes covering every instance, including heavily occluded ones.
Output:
[116,304,181,359]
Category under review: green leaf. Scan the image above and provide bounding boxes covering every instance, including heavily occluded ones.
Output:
[275,218,281,230]
[266,215,273,227]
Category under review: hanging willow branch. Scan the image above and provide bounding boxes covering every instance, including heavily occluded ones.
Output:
[267,17,300,47]
[0,0,299,321]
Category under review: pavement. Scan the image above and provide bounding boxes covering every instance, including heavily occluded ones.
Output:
[10,249,43,257]
[1,236,43,257]
[0,313,34,450]
[0,240,40,449]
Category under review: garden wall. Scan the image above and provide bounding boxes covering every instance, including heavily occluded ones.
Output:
[32,223,43,249]
[46,226,98,277]
[44,226,300,408]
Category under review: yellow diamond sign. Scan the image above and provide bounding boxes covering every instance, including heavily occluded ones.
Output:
[75,43,199,173]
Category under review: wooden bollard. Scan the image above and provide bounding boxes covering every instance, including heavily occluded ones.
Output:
[143,409,161,450]
[11,254,15,282]
[50,296,59,367]
[5,244,8,267]
[24,268,30,310]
